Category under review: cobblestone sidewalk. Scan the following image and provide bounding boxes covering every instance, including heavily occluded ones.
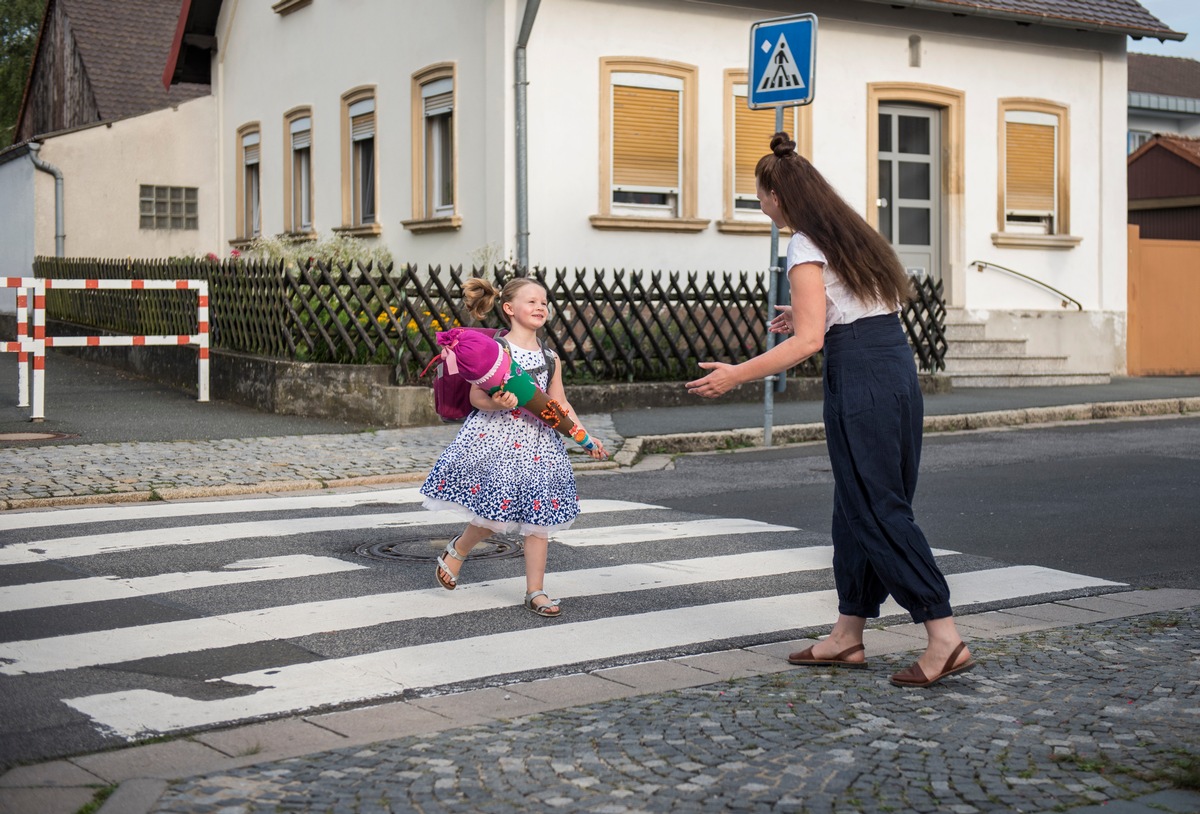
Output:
[0,416,622,506]
[148,609,1200,814]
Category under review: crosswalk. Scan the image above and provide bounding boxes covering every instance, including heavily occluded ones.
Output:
[0,487,1122,751]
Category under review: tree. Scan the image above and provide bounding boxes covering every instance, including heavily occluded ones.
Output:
[0,0,45,145]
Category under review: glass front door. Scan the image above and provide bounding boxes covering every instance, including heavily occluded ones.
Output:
[878,105,941,281]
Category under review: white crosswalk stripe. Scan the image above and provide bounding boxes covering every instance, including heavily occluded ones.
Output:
[0,491,1124,746]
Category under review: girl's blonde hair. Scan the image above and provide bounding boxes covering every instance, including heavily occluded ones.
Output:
[462,277,547,323]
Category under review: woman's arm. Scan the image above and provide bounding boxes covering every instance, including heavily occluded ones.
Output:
[686,262,825,399]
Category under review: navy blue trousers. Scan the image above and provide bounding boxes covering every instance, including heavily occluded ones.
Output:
[822,314,952,624]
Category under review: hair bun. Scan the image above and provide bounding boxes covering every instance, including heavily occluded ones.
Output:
[770,131,797,158]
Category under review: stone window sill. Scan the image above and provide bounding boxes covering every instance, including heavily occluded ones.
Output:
[990,233,1082,249]
[716,219,791,236]
[277,230,318,242]
[401,215,463,233]
[272,0,312,15]
[333,223,383,238]
[589,215,709,233]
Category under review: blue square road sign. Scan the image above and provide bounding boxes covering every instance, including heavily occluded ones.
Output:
[749,14,817,109]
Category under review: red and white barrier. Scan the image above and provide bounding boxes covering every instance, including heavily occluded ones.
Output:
[2,277,209,421]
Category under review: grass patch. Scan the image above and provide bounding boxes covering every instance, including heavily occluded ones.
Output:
[74,784,116,814]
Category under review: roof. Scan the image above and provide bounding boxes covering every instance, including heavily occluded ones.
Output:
[1129,133,1200,167]
[1129,53,1200,99]
[160,0,1185,88]
[56,0,208,120]
[855,0,1184,41]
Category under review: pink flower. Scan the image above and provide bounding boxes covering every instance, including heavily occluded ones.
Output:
[230,249,241,258]
[205,252,219,262]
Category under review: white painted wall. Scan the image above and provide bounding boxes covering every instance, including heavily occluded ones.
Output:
[1128,110,1200,137]
[29,96,218,262]
[209,0,1132,372]
[0,155,36,313]
[214,0,513,267]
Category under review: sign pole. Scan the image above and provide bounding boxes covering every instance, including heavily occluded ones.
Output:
[764,104,784,448]
[750,13,815,446]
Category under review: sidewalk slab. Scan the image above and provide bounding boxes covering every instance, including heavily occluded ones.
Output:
[672,649,794,680]
[952,610,1063,637]
[96,779,168,814]
[407,686,555,723]
[502,673,642,707]
[70,740,227,784]
[1002,602,1116,625]
[0,786,96,814]
[592,659,717,691]
[1084,588,1200,611]
[0,760,105,788]
[193,718,349,762]
[307,700,454,742]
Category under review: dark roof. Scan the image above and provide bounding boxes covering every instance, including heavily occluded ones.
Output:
[1129,133,1200,167]
[1129,53,1200,99]
[855,0,1184,40]
[59,0,207,120]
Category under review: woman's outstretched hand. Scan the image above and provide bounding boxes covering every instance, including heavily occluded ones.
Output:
[687,362,739,399]
[769,305,794,335]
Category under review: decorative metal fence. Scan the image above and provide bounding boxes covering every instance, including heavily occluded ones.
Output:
[34,257,946,383]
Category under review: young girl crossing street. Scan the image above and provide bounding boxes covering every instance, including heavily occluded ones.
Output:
[420,277,607,617]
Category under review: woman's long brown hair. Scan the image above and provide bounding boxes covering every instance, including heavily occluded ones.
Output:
[755,132,913,308]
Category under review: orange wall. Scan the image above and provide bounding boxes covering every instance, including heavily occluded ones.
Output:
[1127,224,1200,376]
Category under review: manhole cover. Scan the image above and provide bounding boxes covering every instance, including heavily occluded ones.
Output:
[356,534,524,564]
[0,431,74,442]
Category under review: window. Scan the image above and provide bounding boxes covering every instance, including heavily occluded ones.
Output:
[404,63,461,232]
[1128,129,1152,154]
[996,99,1077,247]
[235,124,261,241]
[719,69,811,233]
[283,108,314,235]
[591,57,706,232]
[338,87,380,235]
[139,186,197,230]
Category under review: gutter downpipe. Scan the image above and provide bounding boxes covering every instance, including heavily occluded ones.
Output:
[28,142,65,257]
[515,0,541,272]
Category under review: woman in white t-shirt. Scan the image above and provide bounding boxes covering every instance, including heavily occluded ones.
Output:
[687,132,975,689]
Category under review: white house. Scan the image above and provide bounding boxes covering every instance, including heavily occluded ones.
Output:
[8,0,1186,384]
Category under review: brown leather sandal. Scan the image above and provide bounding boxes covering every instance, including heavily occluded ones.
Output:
[889,641,976,688]
[787,643,868,669]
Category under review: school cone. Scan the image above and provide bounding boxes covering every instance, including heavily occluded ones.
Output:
[435,328,607,458]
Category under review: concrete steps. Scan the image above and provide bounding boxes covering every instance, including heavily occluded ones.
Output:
[943,309,1111,387]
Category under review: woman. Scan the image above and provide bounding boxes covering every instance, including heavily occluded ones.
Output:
[687,132,975,688]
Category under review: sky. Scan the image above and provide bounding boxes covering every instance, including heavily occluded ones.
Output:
[1127,0,1199,60]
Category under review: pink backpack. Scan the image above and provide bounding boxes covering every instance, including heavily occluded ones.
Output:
[424,327,556,422]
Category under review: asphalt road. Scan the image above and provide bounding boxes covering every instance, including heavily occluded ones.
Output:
[585,415,1200,590]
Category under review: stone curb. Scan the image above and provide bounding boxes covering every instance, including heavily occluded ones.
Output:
[0,590,1188,814]
[625,397,1200,461]
[2,398,1195,512]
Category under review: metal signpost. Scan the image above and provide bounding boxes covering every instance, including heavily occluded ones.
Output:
[748,13,816,446]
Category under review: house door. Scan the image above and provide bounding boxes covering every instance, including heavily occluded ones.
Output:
[877,105,941,281]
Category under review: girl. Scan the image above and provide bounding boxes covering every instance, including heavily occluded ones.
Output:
[687,132,975,688]
[420,277,607,617]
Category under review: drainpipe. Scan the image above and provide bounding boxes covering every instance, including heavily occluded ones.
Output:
[515,0,541,272]
[28,142,65,257]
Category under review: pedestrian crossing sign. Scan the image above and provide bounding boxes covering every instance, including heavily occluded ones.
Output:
[749,14,817,109]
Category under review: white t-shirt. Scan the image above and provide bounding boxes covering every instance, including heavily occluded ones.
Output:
[785,231,894,333]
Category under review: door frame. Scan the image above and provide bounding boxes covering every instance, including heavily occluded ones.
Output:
[866,83,964,307]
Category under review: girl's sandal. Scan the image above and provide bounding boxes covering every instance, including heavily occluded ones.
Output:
[435,536,466,590]
[523,590,562,618]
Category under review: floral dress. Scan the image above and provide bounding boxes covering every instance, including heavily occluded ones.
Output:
[420,341,580,536]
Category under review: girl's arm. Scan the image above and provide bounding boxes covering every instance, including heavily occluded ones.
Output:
[686,262,825,399]
[546,358,607,460]
[470,383,517,411]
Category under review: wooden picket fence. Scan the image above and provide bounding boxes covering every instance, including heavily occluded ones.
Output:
[33,258,947,382]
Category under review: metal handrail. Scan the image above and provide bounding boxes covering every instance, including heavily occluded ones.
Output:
[969,260,1083,311]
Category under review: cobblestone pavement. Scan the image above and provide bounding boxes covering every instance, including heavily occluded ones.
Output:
[147,609,1200,814]
[0,416,622,504]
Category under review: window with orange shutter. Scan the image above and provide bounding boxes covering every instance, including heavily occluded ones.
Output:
[1004,109,1059,235]
[611,73,682,215]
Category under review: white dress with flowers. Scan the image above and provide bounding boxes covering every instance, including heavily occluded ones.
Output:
[420,341,580,536]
